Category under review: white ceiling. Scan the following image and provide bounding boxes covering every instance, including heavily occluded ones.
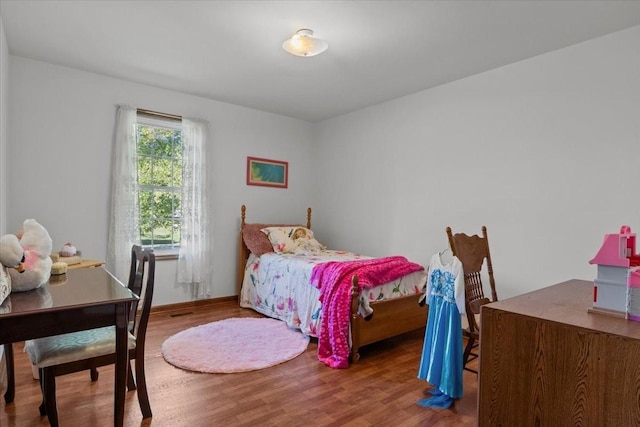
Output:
[1,1,639,122]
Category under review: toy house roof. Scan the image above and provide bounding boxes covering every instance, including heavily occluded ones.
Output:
[590,225,637,268]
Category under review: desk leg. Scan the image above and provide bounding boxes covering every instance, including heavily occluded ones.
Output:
[114,303,128,427]
[3,343,14,403]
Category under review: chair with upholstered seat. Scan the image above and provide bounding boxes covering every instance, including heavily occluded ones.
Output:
[446,226,498,373]
[24,245,155,426]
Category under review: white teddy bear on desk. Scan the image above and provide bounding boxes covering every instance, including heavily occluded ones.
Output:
[0,233,25,303]
[8,219,53,292]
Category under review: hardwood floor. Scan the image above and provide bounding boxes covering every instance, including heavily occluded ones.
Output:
[1,300,478,426]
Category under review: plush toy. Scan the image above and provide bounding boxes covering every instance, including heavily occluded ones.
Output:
[0,234,25,302]
[60,242,77,257]
[8,219,53,292]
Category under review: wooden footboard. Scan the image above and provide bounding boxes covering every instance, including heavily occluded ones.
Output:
[349,275,428,362]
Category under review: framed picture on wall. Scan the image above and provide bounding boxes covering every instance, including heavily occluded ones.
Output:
[246,156,288,188]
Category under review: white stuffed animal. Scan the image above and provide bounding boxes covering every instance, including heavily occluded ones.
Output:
[60,242,77,257]
[8,219,53,292]
[0,234,25,302]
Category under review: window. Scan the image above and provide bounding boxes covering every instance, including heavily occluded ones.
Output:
[110,106,210,293]
[135,115,182,250]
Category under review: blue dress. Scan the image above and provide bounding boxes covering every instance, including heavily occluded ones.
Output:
[417,253,465,399]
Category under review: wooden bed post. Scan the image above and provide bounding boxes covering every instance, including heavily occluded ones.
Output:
[307,207,312,229]
[350,275,361,362]
[236,205,248,301]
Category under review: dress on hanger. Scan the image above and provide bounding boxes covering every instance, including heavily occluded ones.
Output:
[417,252,465,408]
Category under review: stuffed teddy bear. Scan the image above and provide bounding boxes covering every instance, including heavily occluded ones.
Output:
[0,234,25,303]
[9,219,53,292]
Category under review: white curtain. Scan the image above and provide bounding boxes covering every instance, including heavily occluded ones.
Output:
[106,106,140,283]
[177,118,212,299]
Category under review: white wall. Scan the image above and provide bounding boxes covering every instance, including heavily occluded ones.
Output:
[0,17,9,235]
[5,25,640,305]
[313,25,640,300]
[7,57,315,305]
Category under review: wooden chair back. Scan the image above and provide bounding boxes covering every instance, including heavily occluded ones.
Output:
[446,226,497,372]
[127,245,156,346]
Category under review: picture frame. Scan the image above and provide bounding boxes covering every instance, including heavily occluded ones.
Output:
[246,156,288,188]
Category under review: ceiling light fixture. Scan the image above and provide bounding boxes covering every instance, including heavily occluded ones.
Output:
[282,29,328,57]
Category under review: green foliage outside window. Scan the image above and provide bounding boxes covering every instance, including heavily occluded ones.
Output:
[136,123,182,248]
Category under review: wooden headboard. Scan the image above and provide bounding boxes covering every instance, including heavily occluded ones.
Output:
[236,204,312,298]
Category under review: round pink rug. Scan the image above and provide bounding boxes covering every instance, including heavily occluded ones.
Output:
[161,317,310,373]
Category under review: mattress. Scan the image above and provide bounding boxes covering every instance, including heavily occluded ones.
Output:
[240,250,427,337]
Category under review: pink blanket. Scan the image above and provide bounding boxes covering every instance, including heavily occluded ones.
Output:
[310,256,424,368]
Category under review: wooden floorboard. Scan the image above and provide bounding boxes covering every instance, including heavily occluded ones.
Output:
[0,300,478,426]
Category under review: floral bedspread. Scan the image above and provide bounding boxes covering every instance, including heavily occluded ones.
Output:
[239,250,427,339]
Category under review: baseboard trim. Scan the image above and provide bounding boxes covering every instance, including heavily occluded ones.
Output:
[151,295,238,315]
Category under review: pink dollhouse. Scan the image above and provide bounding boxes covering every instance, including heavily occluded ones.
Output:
[589,225,640,320]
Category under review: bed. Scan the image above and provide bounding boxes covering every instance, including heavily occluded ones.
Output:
[236,205,429,368]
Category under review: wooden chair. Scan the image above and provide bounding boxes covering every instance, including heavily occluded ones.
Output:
[446,226,497,373]
[24,245,155,426]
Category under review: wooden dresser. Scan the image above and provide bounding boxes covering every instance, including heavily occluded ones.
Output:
[478,279,640,426]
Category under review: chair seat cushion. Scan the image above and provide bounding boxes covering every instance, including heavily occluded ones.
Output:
[24,326,136,368]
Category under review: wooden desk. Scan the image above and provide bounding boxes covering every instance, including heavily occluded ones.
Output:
[0,268,137,427]
[478,279,640,426]
[65,259,105,270]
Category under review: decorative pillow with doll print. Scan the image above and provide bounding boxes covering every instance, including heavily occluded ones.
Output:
[261,226,325,255]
